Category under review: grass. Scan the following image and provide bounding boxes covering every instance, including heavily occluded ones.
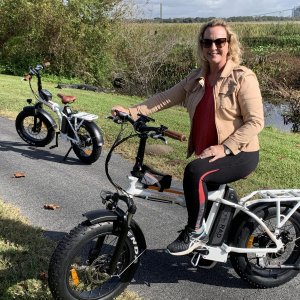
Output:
[0,72,300,298]
[118,22,300,52]
[0,199,55,299]
[231,126,300,197]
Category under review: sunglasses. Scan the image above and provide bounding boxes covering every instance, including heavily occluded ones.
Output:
[200,38,228,48]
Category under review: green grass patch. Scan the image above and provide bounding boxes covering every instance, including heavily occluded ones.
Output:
[231,126,300,197]
[0,199,55,299]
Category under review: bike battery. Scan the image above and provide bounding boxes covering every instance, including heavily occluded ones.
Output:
[208,187,238,246]
[61,106,73,134]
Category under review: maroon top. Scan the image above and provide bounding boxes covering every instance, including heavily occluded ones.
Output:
[191,79,218,156]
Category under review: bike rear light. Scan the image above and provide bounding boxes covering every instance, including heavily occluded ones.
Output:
[70,268,80,286]
[246,235,254,248]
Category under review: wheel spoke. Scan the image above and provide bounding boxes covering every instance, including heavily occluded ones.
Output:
[23,117,48,140]
[249,217,299,266]
[64,229,134,298]
[231,207,300,287]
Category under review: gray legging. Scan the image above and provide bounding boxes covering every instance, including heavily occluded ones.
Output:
[183,151,259,229]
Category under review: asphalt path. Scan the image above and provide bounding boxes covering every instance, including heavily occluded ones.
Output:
[0,115,299,300]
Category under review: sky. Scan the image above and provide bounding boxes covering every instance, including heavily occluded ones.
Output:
[134,0,300,19]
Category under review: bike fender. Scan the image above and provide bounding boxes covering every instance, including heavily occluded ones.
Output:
[83,209,118,224]
[227,202,285,245]
[85,121,104,147]
[83,209,147,251]
[22,106,57,129]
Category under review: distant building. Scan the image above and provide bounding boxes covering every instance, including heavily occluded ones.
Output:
[292,6,300,17]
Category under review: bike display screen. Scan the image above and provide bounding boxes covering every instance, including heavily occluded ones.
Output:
[39,89,52,101]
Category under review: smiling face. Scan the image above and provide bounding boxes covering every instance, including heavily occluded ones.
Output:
[202,25,229,70]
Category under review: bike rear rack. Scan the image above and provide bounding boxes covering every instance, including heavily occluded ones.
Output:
[240,189,300,234]
[240,189,300,205]
[72,112,98,121]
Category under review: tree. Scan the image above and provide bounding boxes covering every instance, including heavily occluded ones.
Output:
[0,0,123,85]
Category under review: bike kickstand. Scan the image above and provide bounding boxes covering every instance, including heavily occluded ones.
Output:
[62,146,73,162]
[50,132,59,149]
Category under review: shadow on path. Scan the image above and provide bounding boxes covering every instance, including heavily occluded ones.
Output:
[0,140,83,165]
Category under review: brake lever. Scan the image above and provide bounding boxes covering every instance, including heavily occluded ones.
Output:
[150,133,167,144]
[106,114,126,124]
[137,113,155,123]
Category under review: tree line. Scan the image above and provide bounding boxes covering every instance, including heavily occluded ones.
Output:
[0,0,123,86]
[147,16,300,23]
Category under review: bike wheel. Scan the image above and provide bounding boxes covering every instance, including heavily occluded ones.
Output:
[230,206,300,288]
[72,121,102,164]
[48,221,140,300]
[15,110,55,147]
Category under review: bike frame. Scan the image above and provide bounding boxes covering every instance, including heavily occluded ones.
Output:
[127,175,300,262]
[27,68,98,146]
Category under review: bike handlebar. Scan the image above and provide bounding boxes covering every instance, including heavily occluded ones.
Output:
[164,129,187,142]
[111,111,186,142]
[25,62,51,79]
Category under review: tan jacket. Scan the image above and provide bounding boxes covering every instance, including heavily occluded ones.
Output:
[129,60,264,158]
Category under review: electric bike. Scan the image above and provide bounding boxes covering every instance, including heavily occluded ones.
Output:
[15,62,103,164]
[48,112,300,300]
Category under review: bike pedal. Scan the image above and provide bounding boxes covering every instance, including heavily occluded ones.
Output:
[194,248,209,255]
[191,249,209,267]
[196,259,217,269]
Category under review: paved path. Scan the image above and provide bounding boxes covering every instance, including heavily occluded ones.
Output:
[0,116,299,300]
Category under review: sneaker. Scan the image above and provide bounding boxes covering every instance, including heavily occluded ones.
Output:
[166,225,207,256]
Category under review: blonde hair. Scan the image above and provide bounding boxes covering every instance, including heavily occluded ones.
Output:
[197,19,242,72]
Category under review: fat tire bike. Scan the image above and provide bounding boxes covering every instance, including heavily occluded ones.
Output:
[48,111,300,299]
[15,62,103,164]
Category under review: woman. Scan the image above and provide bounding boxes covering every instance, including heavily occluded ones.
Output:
[112,18,264,256]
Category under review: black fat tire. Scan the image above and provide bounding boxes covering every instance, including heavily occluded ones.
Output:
[72,121,102,164]
[48,221,140,300]
[230,206,300,288]
[15,110,55,147]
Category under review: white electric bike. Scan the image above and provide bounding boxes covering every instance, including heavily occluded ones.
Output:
[48,112,300,300]
[15,62,103,164]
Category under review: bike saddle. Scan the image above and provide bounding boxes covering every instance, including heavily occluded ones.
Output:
[57,93,77,104]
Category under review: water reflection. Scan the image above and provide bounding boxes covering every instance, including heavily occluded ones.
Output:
[264,102,292,132]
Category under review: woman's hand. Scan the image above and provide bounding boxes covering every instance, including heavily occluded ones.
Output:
[111,105,129,116]
[199,145,226,162]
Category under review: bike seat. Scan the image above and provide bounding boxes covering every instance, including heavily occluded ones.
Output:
[57,93,76,104]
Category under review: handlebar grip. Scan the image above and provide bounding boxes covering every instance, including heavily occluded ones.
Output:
[23,74,32,81]
[164,129,187,142]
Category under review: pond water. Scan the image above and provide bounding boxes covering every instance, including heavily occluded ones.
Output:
[264,102,293,132]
